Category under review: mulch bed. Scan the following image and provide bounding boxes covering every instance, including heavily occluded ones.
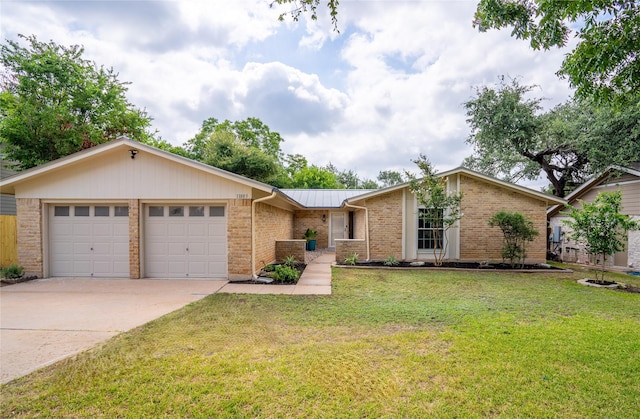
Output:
[337,261,567,271]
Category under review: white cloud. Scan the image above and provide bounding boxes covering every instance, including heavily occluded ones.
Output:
[1,0,576,185]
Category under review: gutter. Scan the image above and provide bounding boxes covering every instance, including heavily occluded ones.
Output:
[343,201,370,261]
[251,190,278,279]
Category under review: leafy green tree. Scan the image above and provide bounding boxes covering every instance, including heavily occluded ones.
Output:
[464,78,640,198]
[488,211,539,268]
[562,191,639,283]
[0,35,154,169]
[185,117,284,162]
[473,0,640,106]
[202,130,282,185]
[290,164,341,189]
[406,155,463,266]
[377,170,405,188]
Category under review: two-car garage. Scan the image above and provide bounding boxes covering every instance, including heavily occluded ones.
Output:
[48,203,228,278]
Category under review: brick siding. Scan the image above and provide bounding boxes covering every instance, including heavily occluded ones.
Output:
[335,239,367,262]
[228,199,252,279]
[255,202,294,269]
[364,190,404,260]
[275,240,306,263]
[293,210,329,248]
[459,175,547,264]
[16,198,43,277]
[128,199,140,279]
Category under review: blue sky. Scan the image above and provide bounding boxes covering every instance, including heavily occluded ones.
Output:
[1,0,575,186]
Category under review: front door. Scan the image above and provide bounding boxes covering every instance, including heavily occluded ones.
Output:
[330,212,346,247]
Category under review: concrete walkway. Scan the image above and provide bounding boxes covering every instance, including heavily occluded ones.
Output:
[218,252,333,295]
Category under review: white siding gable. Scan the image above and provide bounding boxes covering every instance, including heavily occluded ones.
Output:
[14,148,251,200]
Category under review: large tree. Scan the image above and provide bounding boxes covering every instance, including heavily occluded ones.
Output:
[473,0,640,106]
[0,35,154,169]
[464,78,640,198]
[185,117,284,162]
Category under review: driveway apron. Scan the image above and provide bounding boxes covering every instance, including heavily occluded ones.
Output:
[0,278,227,384]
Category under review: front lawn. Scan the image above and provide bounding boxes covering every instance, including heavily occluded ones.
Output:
[2,268,639,417]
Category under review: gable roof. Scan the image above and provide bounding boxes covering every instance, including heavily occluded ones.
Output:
[0,136,276,195]
[547,165,640,217]
[345,167,566,206]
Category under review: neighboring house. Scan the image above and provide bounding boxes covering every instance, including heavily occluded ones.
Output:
[547,165,640,269]
[1,149,18,215]
[0,137,564,280]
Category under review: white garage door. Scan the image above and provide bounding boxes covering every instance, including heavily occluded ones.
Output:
[49,205,130,277]
[144,205,227,278]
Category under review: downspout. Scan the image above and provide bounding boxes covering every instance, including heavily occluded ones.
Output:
[344,202,370,261]
[251,190,278,279]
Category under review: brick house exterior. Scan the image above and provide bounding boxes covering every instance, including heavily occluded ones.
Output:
[1,138,564,281]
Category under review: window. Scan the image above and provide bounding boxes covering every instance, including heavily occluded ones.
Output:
[209,206,225,217]
[417,208,444,250]
[169,206,184,217]
[74,206,90,216]
[149,206,164,217]
[54,206,69,216]
[114,206,129,217]
[95,206,110,216]
[189,206,204,216]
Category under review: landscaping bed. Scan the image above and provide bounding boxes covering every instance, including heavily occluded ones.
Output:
[337,260,567,271]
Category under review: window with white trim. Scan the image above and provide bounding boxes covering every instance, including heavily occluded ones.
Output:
[417,208,444,250]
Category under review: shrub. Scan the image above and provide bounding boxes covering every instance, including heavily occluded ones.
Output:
[1,264,24,279]
[344,253,358,265]
[283,255,298,268]
[273,265,300,283]
[489,211,539,268]
[384,255,399,266]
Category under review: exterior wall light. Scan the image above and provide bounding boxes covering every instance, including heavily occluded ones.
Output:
[129,149,138,159]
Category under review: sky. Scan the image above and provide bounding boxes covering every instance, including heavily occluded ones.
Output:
[0,0,576,186]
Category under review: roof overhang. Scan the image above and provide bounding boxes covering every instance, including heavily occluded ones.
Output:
[0,136,276,195]
[547,165,640,217]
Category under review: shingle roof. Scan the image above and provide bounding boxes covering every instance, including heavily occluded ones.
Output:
[280,189,374,208]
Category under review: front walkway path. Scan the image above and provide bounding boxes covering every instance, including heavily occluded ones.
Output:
[218,251,334,295]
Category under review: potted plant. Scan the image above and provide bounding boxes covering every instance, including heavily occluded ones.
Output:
[303,228,318,251]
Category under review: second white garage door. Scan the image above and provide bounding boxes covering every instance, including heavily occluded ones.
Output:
[144,205,227,278]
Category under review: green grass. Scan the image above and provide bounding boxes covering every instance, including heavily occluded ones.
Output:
[2,267,639,418]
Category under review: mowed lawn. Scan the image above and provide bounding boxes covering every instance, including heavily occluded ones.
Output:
[1,267,639,418]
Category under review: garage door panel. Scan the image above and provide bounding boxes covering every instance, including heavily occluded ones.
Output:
[188,223,206,237]
[168,261,188,274]
[50,205,129,277]
[72,223,92,236]
[168,243,186,256]
[145,204,227,278]
[167,223,186,237]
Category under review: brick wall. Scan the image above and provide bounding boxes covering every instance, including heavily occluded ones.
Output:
[16,198,43,277]
[335,239,367,263]
[293,210,329,248]
[363,189,404,260]
[275,240,306,263]
[459,175,547,263]
[228,199,252,279]
[128,199,140,279]
[255,202,294,269]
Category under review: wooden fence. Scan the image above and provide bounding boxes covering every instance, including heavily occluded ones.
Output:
[1,215,18,267]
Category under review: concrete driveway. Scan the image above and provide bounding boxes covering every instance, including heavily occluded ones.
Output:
[0,277,227,384]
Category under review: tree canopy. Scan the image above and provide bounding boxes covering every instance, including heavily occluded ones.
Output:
[0,35,154,169]
[464,78,640,198]
[473,0,640,106]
